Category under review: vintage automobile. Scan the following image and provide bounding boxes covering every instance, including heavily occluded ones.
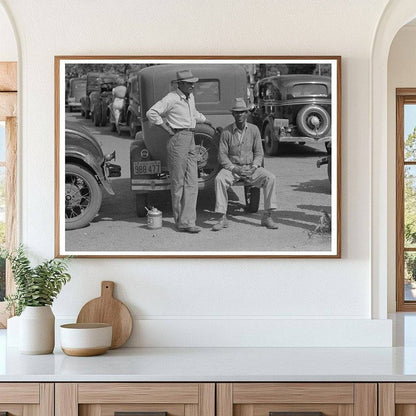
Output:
[130,64,260,216]
[80,72,119,126]
[250,74,332,156]
[66,77,86,112]
[65,122,121,230]
[108,70,142,137]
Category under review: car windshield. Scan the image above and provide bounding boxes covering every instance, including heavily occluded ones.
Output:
[170,80,220,103]
[73,82,86,91]
[291,83,328,97]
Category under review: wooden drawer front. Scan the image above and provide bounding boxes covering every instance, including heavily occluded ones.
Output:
[80,403,185,416]
[379,383,416,416]
[218,384,376,416]
[78,383,200,404]
[57,383,215,416]
[233,384,354,404]
[0,383,53,416]
[0,382,39,403]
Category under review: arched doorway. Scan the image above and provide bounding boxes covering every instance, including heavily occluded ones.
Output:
[371,0,416,319]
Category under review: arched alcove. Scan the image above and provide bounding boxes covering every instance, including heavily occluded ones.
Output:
[371,0,416,319]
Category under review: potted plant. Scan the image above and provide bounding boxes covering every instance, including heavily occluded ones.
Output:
[1,245,71,354]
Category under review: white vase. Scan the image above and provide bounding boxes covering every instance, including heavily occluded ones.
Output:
[19,306,55,354]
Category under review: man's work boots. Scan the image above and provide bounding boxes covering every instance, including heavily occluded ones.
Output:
[211,216,229,231]
[261,212,279,229]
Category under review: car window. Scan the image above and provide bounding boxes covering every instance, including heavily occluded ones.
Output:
[291,83,328,97]
[170,80,220,103]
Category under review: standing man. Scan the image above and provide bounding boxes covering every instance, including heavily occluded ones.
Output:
[146,70,209,233]
[212,98,279,231]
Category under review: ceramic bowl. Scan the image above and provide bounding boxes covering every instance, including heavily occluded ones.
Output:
[60,323,112,356]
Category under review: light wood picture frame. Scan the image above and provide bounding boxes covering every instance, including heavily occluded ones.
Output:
[55,56,341,258]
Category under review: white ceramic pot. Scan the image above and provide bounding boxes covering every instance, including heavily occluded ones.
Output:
[19,305,55,354]
[60,323,112,356]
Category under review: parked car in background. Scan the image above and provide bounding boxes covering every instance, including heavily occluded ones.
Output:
[80,72,119,125]
[129,64,260,216]
[250,74,332,155]
[108,70,142,137]
[65,122,121,230]
[66,78,86,112]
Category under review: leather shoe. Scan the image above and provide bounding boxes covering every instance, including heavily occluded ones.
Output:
[212,218,229,231]
[261,215,279,229]
[177,226,201,234]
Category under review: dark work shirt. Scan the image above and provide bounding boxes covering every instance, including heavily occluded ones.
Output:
[218,122,264,171]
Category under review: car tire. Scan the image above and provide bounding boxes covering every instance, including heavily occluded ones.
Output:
[80,109,85,117]
[100,103,108,127]
[65,164,102,230]
[194,123,220,190]
[136,193,148,217]
[85,109,91,119]
[296,104,330,138]
[327,156,332,184]
[110,122,117,132]
[244,186,260,213]
[263,123,279,156]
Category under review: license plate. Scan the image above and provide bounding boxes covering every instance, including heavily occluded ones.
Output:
[134,160,161,175]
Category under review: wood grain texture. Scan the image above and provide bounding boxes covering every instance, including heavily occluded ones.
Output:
[55,383,78,416]
[185,403,199,416]
[379,384,395,416]
[233,383,354,404]
[78,383,199,404]
[39,383,54,416]
[395,383,416,403]
[0,92,16,120]
[251,403,339,416]
[79,404,101,416]
[199,384,215,416]
[217,384,233,416]
[337,404,354,416]
[0,405,23,415]
[353,384,377,416]
[76,281,133,348]
[100,402,185,416]
[0,383,39,403]
[0,62,17,92]
[22,404,38,416]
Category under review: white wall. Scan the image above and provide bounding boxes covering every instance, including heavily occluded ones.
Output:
[0,0,394,347]
[0,3,17,61]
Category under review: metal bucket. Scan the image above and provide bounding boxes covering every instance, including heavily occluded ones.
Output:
[147,207,162,229]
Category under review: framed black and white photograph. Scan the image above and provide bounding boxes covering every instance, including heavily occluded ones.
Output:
[55,56,341,258]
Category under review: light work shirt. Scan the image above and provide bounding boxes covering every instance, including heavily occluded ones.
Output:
[146,89,206,129]
[218,122,264,171]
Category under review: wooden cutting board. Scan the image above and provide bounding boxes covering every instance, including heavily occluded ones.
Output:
[76,281,133,349]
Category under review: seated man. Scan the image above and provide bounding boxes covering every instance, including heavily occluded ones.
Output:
[212,98,279,231]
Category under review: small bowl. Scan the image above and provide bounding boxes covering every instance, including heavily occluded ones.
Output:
[60,323,112,356]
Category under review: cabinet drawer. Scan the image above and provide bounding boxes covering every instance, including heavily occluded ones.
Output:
[0,383,53,416]
[217,383,376,416]
[56,383,215,416]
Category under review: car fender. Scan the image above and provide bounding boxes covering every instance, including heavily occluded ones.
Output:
[65,149,115,196]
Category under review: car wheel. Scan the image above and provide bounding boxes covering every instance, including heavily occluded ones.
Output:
[136,193,148,217]
[296,104,330,138]
[327,156,332,184]
[194,123,220,190]
[244,186,260,213]
[110,122,116,132]
[65,164,102,230]
[80,109,85,117]
[263,123,279,156]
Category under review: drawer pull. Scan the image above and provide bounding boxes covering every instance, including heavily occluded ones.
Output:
[270,413,324,416]
[115,413,167,416]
